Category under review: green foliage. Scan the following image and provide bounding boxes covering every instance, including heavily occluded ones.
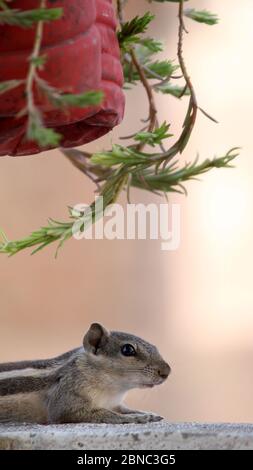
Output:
[30,55,47,67]
[147,0,218,26]
[140,38,163,53]
[184,8,219,25]
[124,58,178,84]
[91,145,148,167]
[91,144,239,173]
[0,79,24,94]
[0,7,63,27]
[0,222,73,256]
[123,40,178,86]
[24,85,103,149]
[0,148,239,256]
[131,149,238,193]
[27,110,62,148]
[118,12,154,50]
[134,122,173,147]
[0,0,238,256]
[52,91,104,108]
[35,78,104,109]
[155,83,190,98]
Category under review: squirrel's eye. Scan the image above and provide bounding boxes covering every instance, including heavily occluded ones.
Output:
[121,344,136,357]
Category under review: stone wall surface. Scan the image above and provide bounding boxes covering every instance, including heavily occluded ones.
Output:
[1,422,253,450]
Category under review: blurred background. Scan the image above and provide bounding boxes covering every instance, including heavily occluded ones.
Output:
[0,0,253,422]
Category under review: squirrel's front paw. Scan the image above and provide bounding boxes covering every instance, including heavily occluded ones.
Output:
[131,412,163,424]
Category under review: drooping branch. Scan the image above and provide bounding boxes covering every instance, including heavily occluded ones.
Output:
[0,0,238,256]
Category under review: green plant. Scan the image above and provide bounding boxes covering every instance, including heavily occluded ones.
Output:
[0,0,239,256]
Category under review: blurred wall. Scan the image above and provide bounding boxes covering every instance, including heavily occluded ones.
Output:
[0,0,253,422]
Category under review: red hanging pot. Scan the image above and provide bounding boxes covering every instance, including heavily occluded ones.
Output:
[0,0,125,156]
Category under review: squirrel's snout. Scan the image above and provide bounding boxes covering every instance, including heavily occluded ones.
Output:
[158,363,171,380]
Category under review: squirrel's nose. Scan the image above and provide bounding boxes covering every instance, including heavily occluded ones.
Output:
[158,363,171,380]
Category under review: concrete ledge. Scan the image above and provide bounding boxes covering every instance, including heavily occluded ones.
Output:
[1,422,253,450]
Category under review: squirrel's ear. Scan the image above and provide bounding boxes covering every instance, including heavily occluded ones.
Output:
[83,323,109,353]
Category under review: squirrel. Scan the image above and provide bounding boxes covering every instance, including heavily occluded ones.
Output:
[0,323,171,424]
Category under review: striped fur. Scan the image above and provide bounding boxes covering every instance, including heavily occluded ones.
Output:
[0,375,53,396]
[0,348,79,372]
[0,348,80,397]
[0,349,81,423]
